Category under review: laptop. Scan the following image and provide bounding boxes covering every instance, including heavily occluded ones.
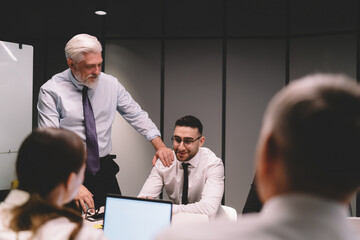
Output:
[103,194,173,240]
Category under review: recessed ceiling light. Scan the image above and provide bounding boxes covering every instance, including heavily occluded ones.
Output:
[95,10,107,16]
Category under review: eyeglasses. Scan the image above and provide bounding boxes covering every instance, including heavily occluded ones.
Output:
[171,136,202,146]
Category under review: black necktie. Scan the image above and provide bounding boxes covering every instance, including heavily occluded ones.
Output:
[82,86,100,175]
[182,163,190,205]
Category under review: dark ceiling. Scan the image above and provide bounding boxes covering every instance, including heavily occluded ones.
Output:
[1,0,105,42]
[1,0,358,45]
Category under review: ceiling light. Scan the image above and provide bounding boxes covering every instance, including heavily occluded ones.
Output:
[95,10,107,16]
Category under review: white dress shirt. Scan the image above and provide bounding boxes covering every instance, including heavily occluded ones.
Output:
[37,69,160,157]
[138,147,224,218]
[0,190,107,240]
[156,194,360,240]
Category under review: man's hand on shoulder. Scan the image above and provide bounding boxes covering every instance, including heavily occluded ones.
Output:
[151,137,174,167]
[74,185,95,213]
[152,146,174,167]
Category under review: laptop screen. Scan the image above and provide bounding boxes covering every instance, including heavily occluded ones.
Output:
[103,194,172,240]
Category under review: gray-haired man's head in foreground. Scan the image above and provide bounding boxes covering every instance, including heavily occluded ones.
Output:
[256,73,360,204]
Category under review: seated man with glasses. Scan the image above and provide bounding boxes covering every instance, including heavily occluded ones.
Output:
[138,115,224,218]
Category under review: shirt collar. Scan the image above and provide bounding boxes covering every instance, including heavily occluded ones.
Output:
[67,68,86,91]
[261,193,348,218]
[177,147,201,168]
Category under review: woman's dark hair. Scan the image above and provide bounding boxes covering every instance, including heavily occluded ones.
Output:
[175,115,203,134]
[9,127,86,239]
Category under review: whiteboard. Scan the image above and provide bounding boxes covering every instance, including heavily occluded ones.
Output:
[0,41,33,189]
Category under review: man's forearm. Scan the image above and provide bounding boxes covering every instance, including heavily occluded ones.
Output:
[150,136,167,150]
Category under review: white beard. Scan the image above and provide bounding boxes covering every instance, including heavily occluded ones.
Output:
[74,71,99,89]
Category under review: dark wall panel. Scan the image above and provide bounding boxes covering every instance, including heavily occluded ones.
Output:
[290,34,357,80]
[164,39,223,157]
[226,39,285,212]
[105,40,161,196]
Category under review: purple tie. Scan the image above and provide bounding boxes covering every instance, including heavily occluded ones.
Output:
[82,86,100,175]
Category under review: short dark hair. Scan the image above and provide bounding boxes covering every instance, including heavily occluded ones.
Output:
[175,115,203,135]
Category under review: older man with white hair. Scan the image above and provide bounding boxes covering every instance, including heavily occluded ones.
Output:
[157,74,360,240]
[37,33,173,213]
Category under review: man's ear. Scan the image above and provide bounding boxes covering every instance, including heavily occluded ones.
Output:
[256,132,282,202]
[199,136,205,147]
[67,59,75,70]
[257,131,289,201]
[266,134,280,163]
[257,133,280,180]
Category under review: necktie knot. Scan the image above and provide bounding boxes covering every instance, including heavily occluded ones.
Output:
[82,86,88,95]
[182,162,190,170]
